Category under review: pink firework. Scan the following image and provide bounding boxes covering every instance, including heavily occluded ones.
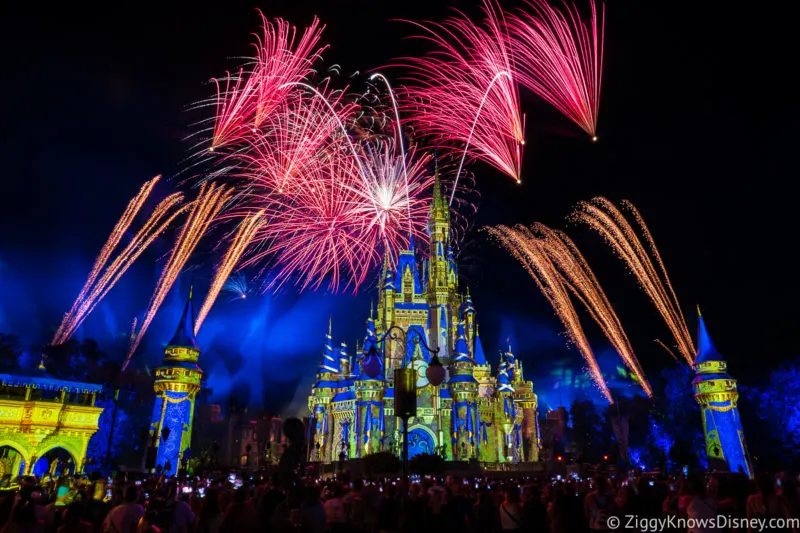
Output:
[209,13,328,150]
[243,150,382,293]
[398,0,525,198]
[508,0,604,139]
[346,141,434,264]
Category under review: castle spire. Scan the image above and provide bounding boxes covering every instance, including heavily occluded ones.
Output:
[168,288,199,350]
[318,321,339,374]
[473,324,487,365]
[695,308,723,363]
[452,321,473,363]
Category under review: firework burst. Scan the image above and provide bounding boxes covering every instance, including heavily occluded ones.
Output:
[222,272,250,301]
[488,224,613,403]
[508,0,604,139]
[573,197,695,364]
[207,13,328,150]
[399,0,525,198]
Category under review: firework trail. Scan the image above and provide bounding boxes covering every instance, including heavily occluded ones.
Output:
[53,177,159,344]
[222,272,249,301]
[488,224,613,403]
[208,13,328,150]
[195,211,265,333]
[62,193,188,343]
[573,197,694,364]
[399,0,525,197]
[508,0,604,139]
[52,179,187,345]
[124,182,232,369]
[368,73,412,234]
[532,223,652,396]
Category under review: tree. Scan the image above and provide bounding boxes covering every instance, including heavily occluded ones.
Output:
[569,400,604,463]
[744,358,800,470]
[0,333,21,371]
[410,453,445,475]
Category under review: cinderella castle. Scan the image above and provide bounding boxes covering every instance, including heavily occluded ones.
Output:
[307,174,540,465]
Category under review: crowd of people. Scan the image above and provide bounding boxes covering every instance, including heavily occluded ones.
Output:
[1,468,799,533]
[0,420,797,533]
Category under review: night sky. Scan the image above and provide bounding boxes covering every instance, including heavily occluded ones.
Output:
[0,1,795,413]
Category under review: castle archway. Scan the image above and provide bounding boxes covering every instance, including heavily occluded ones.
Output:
[407,425,437,459]
[0,444,27,479]
[32,447,76,477]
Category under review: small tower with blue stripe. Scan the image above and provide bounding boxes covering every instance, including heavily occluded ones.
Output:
[692,309,753,478]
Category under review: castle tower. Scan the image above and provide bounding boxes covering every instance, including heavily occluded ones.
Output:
[150,289,203,476]
[461,288,476,351]
[308,320,339,461]
[495,352,517,463]
[427,168,452,360]
[692,309,753,478]
[510,345,539,462]
[354,317,385,457]
[449,321,478,460]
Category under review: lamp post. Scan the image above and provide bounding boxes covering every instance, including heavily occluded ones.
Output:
[381,325,443,489]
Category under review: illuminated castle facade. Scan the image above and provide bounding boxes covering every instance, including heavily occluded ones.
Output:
[308,176,539,464]
[692,311,753,478]
[149,291,203,476]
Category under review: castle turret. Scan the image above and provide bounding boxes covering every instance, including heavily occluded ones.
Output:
[338,342,350,378]
[150,289,203,476]
[495,352,518,463]
[355,317,385,457]
[692,309,753,478]
[461,288,476,349]
[308,320,339,461]
[448,321,478,460]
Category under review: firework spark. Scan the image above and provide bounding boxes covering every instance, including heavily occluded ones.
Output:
[195,211,265,333]
[209,13,328,150]
[222,272,250,301]
[124,183,232,369]
[573,197,694,364]
[242,149,382,293]
[52,178,187,345]
[488,224,613,403]
[399,0,525,197]
[508,0,604,139]
[533,223,652,396]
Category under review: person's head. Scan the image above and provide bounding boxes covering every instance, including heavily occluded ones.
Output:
[63,501,84,526]
[689,474,706,497]
[352,479,363,492]
[234,487,247,504]
[504,485,520,504]
[593,475,607,493]
[757,473,775,497]
[11,498,37,524]
[201,489,220,516]
[283,418,305,446]
[124,485,139,503]
[303,485,321,506]
[330,483,343,499]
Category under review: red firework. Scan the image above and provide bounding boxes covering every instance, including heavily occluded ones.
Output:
[398,0,525,197]
[508,0,604,139]
[209,13,328,150]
